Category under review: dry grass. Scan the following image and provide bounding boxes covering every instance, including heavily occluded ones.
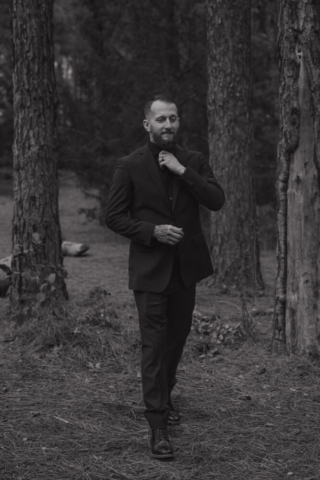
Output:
[1,173,320,480]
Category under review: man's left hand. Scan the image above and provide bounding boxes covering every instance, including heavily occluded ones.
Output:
[159,151,186,176]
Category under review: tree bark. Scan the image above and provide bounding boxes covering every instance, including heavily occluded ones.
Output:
[11,0,67,311]
[207,0,264,290]
[273,0,320,354]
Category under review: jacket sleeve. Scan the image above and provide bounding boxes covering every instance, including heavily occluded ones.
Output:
[179,155,225,211]
[105,159,156,245]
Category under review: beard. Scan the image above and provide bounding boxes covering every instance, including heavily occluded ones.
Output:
[150,129,178,150]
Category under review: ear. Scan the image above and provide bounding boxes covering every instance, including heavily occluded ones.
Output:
[143,119,150,132]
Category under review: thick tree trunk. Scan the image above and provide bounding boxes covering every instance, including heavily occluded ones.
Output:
[207,0,264,291]
[273,0,320,354]
[11,0,67,312]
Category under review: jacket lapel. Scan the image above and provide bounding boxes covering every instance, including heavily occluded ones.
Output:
[140,144,172,212]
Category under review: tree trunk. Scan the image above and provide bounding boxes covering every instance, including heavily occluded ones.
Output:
[11,0,67,313]
[273,0,320,354]
[207,0,264,291]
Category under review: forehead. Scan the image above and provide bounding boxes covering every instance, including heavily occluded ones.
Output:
[148,101,178,119]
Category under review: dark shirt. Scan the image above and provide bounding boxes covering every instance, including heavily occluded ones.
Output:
[148,141,176,202]
[148,141,180,261]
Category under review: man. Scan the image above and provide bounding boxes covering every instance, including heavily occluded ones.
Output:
[106,94,225,459]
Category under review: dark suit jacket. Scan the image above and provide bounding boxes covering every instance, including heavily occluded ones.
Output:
[106,143,225,292]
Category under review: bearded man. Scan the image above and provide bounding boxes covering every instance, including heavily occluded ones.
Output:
[106,94,225,459]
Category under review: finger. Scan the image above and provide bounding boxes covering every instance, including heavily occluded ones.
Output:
[169,226,184,233]
[160,159,171,170]
[167,228,183,235]
[171,237,182,244]
[161,156,175,165]
[168,230,184,237]
[168,234,183,242]
[168,233,183,241]
[166,238,180,245]
[161,158,169,166]
[164,234,179,243]
[173,237,182,243]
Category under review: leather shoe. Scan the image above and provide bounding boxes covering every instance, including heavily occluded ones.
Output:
[167,396,182,426]
[150,428,174,459]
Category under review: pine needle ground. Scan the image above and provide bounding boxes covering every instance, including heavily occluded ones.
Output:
[1,175,320,480]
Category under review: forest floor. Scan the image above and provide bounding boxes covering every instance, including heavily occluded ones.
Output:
[1,172,320,480]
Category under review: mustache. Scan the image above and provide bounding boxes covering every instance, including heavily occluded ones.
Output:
[162,130,175,134]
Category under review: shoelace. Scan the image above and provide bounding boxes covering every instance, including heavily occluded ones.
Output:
[155,428,169,442]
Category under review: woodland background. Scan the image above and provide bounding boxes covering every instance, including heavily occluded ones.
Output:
[0,0,278,246]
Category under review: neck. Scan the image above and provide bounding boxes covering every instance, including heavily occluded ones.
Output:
[149,138,176,151]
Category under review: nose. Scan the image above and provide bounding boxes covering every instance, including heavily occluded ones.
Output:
[164,118,172,128]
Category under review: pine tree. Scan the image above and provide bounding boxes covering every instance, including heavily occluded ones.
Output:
[273,0,320,354]
[207,0,264,291]
[11,0,67,315]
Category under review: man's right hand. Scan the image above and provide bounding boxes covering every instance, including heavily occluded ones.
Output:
[153,225,184,245]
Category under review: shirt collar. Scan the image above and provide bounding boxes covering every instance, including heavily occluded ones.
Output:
[148,140,176,156]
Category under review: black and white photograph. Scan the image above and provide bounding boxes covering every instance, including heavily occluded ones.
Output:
[1,0,320,478]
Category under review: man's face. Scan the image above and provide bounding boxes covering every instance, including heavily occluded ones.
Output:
[143,100,180,149]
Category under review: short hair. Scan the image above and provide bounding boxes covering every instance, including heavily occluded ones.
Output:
[144,94,177,118]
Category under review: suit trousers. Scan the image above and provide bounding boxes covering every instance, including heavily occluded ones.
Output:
[134,258,196,429]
